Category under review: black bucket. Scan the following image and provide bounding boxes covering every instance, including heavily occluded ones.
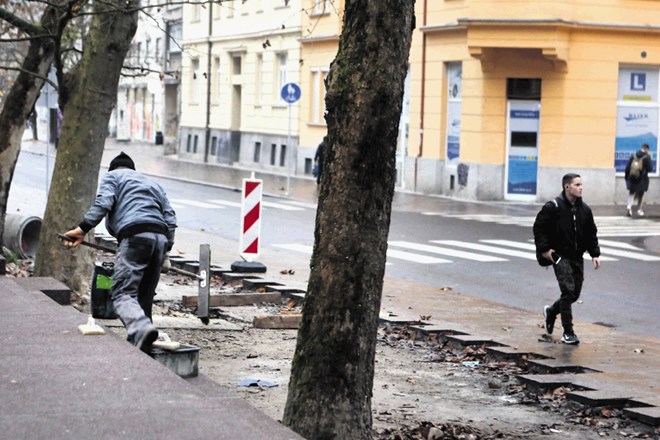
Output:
[2,214,42,259]
[91,261,117,319]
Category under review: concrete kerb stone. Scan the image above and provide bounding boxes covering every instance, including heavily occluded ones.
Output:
[384,315,660,426]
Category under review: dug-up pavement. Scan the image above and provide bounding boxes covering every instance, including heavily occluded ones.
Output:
[3,139,658,439]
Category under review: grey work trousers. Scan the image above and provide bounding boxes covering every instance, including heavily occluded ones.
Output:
[111,232,168,344]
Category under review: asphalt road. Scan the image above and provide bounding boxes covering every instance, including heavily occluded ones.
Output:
[11,150,660,338]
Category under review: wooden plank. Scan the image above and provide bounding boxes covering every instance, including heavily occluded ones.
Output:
[253,314,302,329]
[182,292,282,307]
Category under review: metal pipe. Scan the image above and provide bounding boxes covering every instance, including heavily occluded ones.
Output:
[56,233,203,280]
[203,4,214,163]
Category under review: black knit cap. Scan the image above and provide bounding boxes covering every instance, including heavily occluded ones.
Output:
[108,152,135,171]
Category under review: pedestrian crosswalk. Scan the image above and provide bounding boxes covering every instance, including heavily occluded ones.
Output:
[273,238,660,265]
[170,198,307,211]
[422,213,660,237]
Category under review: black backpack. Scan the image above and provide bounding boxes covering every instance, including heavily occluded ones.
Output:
[535,198,559,267]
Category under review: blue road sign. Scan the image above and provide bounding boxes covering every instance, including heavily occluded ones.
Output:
[281,83,301,104]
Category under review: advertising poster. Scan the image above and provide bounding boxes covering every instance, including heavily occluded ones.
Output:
[507,102,540,196]
[614,106,658,173]
[507,154,538,194]
[446,63,462,162]
[446,101,461,161]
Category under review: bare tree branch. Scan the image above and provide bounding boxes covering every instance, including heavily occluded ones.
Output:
[0,65,58,89]
[0,7,42,36]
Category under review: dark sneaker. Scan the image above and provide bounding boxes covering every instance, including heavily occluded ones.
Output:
[136,325,159,354]
[543,305,554,335]
[561,333,580,345]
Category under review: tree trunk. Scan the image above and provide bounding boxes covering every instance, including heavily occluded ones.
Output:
[0,5,60,251]
[282,2,415,439]
[33,0,139,292]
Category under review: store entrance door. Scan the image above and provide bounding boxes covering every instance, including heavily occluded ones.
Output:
[505,100,540,200]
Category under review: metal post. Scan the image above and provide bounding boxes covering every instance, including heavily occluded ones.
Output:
[286,103,291,195]
[197,244,211,323]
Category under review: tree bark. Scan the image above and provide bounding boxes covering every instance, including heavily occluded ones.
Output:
[282,1,415,439]
[0,4,60,250]
[33,0,139,292]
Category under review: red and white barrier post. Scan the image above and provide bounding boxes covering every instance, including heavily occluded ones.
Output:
[232,173,267,273]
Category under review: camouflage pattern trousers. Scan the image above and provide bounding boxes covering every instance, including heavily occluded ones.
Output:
[548,257,584,335]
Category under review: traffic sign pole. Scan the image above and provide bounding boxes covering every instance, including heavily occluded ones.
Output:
[280,83,301,196]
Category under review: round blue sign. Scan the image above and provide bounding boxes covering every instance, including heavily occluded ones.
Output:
[280,83,301,104]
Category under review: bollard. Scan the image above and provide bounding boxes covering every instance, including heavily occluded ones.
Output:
[2,214,42,259]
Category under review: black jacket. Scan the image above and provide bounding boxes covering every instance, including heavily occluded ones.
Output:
[533,192,600,260]
[624,149,652,193]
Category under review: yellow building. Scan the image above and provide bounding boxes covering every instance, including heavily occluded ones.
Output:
[179,0,658,204]
[180,0,302,171]
[409,0,659,203]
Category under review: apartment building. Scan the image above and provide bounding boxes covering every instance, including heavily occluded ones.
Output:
[179,0,302,171]
[114,0,168,144]
[168,0,659,204]
[410,0,659,203]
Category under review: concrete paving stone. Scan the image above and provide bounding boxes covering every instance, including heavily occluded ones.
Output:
[242,278,284,290]
[445,334,507,347]
[566,390,635,408]
[0,277,303,440]
[408,324,467,336]
[623,406,660,427]
[13,277,71,305]
[485,345,544,362]
[527,358,602,374]
[379,315,427,325]
[265,285,306,294]
[516,373,598,391]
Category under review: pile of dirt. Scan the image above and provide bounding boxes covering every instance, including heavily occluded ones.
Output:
[164,310,659,440]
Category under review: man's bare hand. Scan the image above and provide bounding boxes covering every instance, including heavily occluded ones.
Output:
[592,257,601,270]
[61,227,85,248]
[542,249,556,263]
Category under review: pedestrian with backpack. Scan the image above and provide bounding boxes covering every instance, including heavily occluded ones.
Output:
[533,173,601,345]
[624,143,652,217]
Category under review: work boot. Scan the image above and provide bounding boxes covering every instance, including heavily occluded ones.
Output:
[136,325,158,354]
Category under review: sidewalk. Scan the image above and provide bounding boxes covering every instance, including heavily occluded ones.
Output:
[16,138,660,427]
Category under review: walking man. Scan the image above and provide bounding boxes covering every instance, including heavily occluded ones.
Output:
[533,173,601,345]
[314,137,326,185]
[62,152,177,353]
[624,143,652,217]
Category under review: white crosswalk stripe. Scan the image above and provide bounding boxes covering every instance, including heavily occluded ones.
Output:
[273,243,450,264]
[480,239,618,262]
[209,199,242,208]
[423,213,660,237]
[171,198,308,211]
[275,238,658,265]
[170,199,226,209]
[262,201,305,211]
[388,240,507,262]
[431,240,538,260]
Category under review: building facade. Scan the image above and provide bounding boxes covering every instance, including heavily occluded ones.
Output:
[408,0,659,204]
[126,0,659,205]
[179,0,302,172]
[114,0,170,145]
